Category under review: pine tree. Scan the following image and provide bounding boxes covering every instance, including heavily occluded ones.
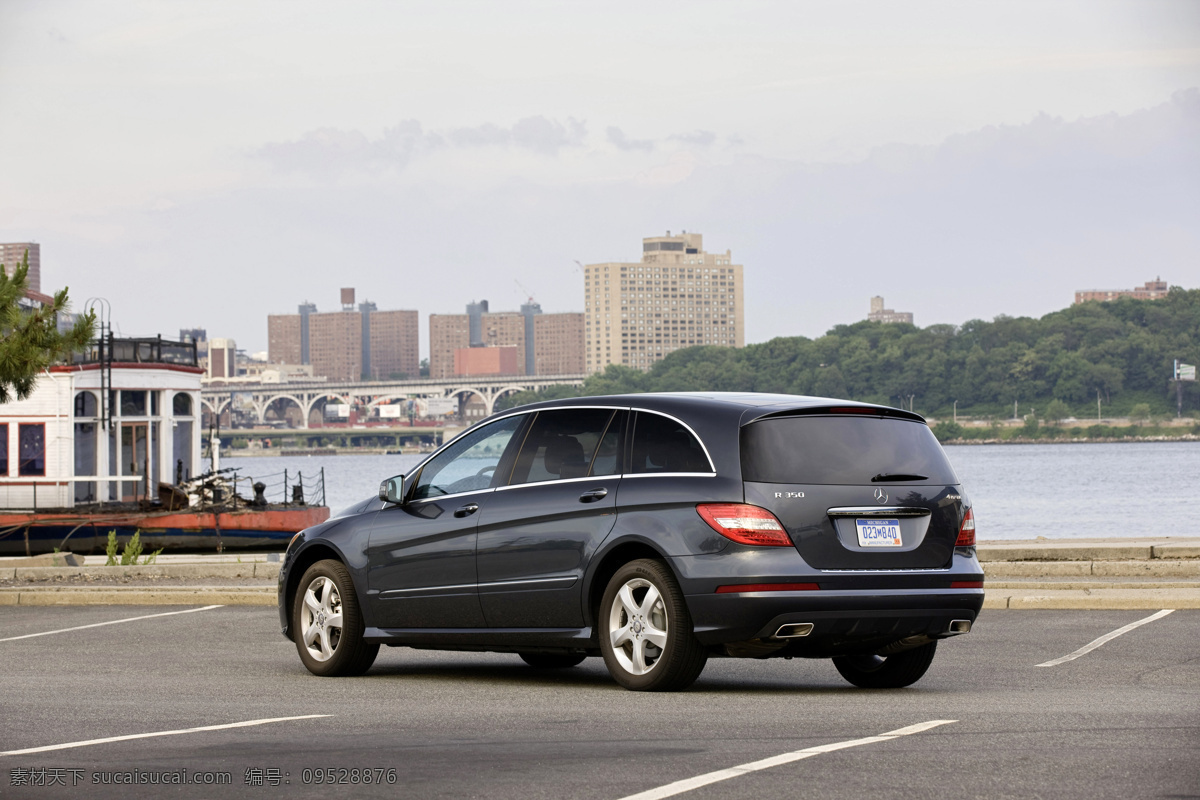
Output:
[0,248,96,402]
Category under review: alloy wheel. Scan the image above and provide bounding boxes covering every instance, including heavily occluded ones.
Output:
[300,575,344,662]
[608,577,669,675]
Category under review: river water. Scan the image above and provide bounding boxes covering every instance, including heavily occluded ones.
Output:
[225,440,1200,541]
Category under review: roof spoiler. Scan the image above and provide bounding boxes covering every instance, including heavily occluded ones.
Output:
[745,405,927,425]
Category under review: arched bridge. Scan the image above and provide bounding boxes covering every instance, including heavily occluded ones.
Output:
[200,374,586,428]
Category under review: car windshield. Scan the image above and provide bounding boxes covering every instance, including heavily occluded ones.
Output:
[740,415,958,485]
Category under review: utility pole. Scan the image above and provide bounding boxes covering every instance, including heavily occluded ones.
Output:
[953,400,957,424]
[1175,359,1197,417]
[1097,389,1102,422]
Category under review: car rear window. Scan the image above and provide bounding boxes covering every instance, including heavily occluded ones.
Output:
[740,415,958,485]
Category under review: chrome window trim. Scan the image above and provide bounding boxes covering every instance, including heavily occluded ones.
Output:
[629,407,717,475]
[407,487,497,506]
[622,472,717,479]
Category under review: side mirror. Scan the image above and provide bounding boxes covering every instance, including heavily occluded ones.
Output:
[378,475,405,505]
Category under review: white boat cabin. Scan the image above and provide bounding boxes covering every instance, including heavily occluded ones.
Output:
[0,337,203,510]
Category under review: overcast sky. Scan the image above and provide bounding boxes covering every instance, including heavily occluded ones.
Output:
[1,1,1197,357]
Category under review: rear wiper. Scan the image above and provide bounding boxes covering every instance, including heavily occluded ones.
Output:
[871,473,928,482]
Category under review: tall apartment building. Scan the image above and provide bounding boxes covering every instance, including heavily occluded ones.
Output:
[1074,278,1169,305]
[268,289,419,381]
[428,300,584,378]
[208,338,237,379]
[584,231,744,373]
[867,296,914,324]
[0,242,40,294]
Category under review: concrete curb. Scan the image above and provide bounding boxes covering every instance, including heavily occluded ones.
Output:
[978,542,1200,561]
[0,586,275,606]
[982,588,1200,610]
[3,562,282,581]
[984,560,1200,578]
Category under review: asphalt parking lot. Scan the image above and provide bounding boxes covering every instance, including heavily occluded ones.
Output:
[1,606,1197,799]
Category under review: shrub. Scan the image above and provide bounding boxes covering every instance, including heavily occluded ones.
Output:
[105,531,119,566]
[120,532,143,566]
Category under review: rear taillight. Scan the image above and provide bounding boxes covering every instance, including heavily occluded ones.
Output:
[696,503,794,547]
[956,508,976,547]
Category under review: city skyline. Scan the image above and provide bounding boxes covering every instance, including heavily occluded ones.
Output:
[1,2,1197,358]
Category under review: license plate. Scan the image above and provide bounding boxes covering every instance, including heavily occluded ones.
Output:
[856,518,902,547]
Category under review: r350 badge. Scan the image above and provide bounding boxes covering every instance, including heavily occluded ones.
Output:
[774,491,805,498]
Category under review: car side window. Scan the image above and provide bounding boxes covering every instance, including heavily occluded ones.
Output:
[410,415,525,500]
[507,409,622,486]
[630,412,711,474]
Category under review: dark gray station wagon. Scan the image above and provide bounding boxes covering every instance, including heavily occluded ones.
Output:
[278,392,983,691]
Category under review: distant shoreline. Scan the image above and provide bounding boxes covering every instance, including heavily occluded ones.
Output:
[943,434,1200,446]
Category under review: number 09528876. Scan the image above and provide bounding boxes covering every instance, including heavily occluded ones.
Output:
[301,768,397,785]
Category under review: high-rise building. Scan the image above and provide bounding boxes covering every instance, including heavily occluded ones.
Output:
[268,291,419,381]
[428,301,584,378]
[209,338,237,379]
[267,313,302,365]
[367,308,420,380]
[584,231,744,373]
[1074,278,1169,305]
[533,312,586,375]
[867,296,914,324]
[0,242,40,294]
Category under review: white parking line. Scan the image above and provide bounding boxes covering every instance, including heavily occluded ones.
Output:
[1036,609,1175,668]
[0,605,224,643]
[0,715,332,757]
[616,720,957,800]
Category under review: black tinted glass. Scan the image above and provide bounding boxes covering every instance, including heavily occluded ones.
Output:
[630,412,710,474]
[508,409,619,485]
[740,416,958,485]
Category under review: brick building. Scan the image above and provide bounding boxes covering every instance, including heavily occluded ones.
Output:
[428,300,583,378]
[267,289,419,381]
[1074,278,1169,305]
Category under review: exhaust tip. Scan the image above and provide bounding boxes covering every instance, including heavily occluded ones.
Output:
[948,619,972,634]
[774,622,814,639]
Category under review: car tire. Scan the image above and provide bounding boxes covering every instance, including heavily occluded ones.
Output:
[599,559,708,691]
[832,642,937,689]
[293,559,379,677]
[519,652,588,669]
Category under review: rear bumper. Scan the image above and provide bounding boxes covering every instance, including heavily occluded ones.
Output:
[684,587,983,651]
[671,548,985,654]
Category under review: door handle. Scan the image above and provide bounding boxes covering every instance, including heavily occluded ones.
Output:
[579,488,608,503]
[454,503,480,518]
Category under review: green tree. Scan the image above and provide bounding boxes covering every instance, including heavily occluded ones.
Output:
[1129,403,1151,424]
[1044,399,1070,425]
[0,250,96,402]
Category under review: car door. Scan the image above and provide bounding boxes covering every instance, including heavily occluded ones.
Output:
[475,408,627,628]
[365,413,527,629]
